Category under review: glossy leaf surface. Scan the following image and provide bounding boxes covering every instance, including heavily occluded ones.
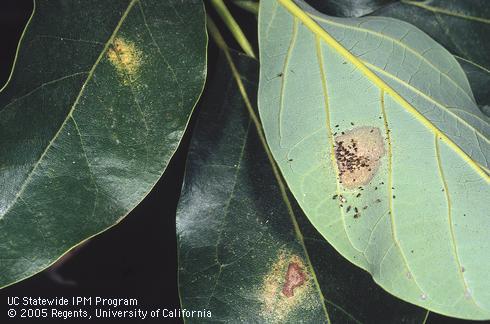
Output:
[258,0,489,319]
[0,0,206,288]
[177,50,427,323]
[306,0,396,18]
[177,51,327,323]
[456,58,490,111]
[374,0,490,71]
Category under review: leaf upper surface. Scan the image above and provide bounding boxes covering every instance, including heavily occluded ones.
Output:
[0,0,206,288]
[375,0,490,72]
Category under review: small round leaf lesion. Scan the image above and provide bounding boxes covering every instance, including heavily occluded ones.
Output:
[107,37,142,85]
[334,126,385,189]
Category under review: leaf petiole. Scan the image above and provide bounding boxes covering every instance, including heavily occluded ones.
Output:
[209,0,256,58]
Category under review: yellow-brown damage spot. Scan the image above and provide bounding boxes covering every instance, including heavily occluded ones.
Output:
[334,126,385,189]
[259,251,319,323]
[107,37,142,84]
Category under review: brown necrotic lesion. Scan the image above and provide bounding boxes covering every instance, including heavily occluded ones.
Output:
[334,126,385,189]
[259,251,319,322]
[282,262,306,297]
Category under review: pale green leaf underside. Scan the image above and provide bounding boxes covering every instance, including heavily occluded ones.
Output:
[258,0,489,320]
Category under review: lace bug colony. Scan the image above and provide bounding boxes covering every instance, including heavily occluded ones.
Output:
[334,126,385,189]
[329,126,388,219]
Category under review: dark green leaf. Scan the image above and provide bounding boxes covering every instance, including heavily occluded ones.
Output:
[176,50,427,323]
[373,0,490,71]
[456,57,490,110]
[0,0,206,288]
[306,0,396,17]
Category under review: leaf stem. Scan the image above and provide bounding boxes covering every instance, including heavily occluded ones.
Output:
[209,0,256,58]
[232,0,259,15]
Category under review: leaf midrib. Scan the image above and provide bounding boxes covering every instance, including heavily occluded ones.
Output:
[277,0,489,314]
[209,22,332,319]
[277,0,489,183]
[0,0,138,220]
[363,61,490,146]
[456,55,490,74]
[308,13,475,105]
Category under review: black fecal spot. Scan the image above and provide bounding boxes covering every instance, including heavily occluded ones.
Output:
[334,127,385,189]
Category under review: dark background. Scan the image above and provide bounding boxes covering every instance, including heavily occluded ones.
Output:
[0,1,479,324]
